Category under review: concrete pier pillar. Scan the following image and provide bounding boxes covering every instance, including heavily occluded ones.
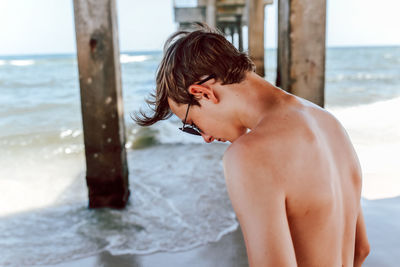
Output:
[277,0,326,107]
[247,0,265,77]
[73,0,130,208]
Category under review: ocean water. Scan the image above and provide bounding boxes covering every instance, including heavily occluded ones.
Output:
[0,46,399,266]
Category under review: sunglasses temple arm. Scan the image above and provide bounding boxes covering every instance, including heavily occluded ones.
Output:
[182,102,191,125]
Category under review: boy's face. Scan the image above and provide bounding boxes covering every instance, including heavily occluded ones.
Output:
[168,97,246,143]
[168,98,222,143]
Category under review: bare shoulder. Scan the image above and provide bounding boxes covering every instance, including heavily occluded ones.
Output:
[222,103,345,189]
[223,133,263,176]
[223,131,288,189]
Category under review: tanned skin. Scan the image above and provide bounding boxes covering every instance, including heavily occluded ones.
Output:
[168,71,370,266]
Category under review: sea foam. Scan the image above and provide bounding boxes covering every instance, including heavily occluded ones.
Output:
[9,59,35,66]
[328,97,400,200]
[120,54,149,63]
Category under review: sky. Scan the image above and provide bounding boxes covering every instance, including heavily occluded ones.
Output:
[0,0,399,56]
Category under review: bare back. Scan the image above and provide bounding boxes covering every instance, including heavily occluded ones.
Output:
[224,95,363,266]
[281,98,362,266]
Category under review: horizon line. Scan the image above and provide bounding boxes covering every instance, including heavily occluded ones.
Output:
[1,44,399,58]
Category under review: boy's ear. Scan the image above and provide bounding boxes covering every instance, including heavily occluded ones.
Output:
[188,85,219,104]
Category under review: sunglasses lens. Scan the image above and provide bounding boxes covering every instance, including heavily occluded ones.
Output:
[180,127,201,136]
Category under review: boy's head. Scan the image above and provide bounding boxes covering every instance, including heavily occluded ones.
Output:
[133,23,255,142]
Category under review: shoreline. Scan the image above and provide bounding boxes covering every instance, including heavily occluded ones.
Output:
[41,226,248,267]
[38,197,400,267]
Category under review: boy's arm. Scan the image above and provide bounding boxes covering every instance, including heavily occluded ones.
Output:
[354,208,370,267]
[223,145,297,267]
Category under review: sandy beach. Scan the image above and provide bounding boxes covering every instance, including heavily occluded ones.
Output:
[362,197,400,267]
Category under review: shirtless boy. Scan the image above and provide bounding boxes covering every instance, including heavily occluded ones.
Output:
[134,25,370,266]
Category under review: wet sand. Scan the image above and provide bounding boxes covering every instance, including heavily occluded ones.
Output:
[41,197,400,267]
[362,197,400,267]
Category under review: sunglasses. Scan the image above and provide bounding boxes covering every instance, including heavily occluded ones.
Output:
[179,74,216,136]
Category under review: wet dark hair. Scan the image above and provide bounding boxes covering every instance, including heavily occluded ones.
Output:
[132,22,255,126]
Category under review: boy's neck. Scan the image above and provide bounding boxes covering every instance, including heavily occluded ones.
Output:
[230,72,291,131]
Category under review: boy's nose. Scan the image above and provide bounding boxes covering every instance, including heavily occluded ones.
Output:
[201,134,214,143]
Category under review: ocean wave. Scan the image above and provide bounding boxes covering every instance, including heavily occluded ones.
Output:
[60,129,82,139]
[0,60,6,66]
[328,97,400,199]
[9,59,35,66]
[327,72,398,82]
[0,128,84,157]
[0,119,206,157]
[120,54,149,64]
[329,95,400,117]
[2,79,58,89]
[125,119,210,150]
[0,102,71,117]
[328,96,400,146]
